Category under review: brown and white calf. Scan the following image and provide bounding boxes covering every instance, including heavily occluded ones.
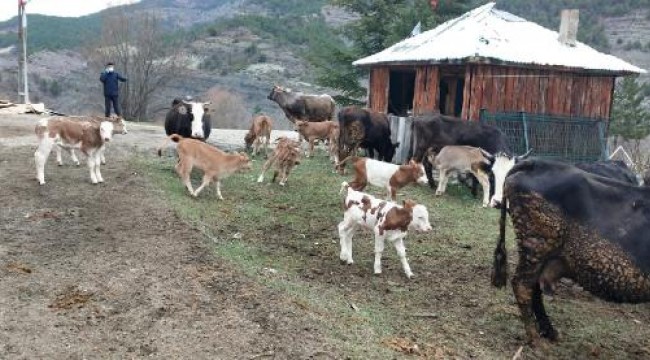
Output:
[55,116,128,166]
[244,114,273,156]
[426,145,493,207]
[35,117,114,185]
[157,134,252,199]
[339,157,427,201]
[338,182,432,278]
[256,137,301,186]
[294,120,339,160]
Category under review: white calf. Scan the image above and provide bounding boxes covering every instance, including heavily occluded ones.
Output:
[35,117,114,185]
[337,182,433,278]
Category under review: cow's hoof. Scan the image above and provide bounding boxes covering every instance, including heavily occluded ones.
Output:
[435,191,443,196]
[279,182,286,186]
[57,163,63,166]
[406,272,414,279]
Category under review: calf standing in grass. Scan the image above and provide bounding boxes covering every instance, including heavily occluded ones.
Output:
[244,114,272,156]
[338,157,427,200]
[35,117,114,185]
[426,145,493,207]
[294,120,339,160]
[338,182,432,278]
[257,137,301,186]
[157,134,251,199]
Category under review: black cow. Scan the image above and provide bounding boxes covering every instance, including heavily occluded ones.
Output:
[575,160,638,185]
[491,159,650,345]
[337,106,399,171]
[267,85,336,124]
[410,114,510,190]
[164,99,212,140]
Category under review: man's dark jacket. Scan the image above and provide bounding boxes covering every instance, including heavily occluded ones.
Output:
[100,71,127,96]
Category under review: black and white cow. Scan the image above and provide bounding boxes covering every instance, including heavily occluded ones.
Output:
[491,158,650,346]
[164,99,212,140]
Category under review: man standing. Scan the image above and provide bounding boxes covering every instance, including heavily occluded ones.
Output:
[99,62,127,117]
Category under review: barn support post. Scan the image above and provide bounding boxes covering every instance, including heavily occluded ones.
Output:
[598,121,608,160]
[520,111,530,153]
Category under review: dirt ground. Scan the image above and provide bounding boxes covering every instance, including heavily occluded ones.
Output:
[0,115,337,359]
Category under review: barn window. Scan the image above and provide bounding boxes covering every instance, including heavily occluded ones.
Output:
[438,67,465,117]
[388,69,416,116]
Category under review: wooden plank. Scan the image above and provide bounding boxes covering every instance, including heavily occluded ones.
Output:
[563,74,573,116]
[494,67,505,112]
[369,67,389,113]
[526,69,537,113]
[503,67,514,111]
[538,70,549,114]
[570,75,583,116]
[461,65,472,120]
[583,76,594,118]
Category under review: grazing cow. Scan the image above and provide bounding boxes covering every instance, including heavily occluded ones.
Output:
[426,145,493,207]
[491,159,650,346]
[294,120,339,160]
[35,117,114,185]
[338,157,427,201]
[55,116,128,166]
[164,99,212,140]
[257,137,302,186]
[338,182,432,278]
[267,85,336,124]
[337,106,399,172]
[490,157,634,208]
[244,114,273,156]
[157,134,251,198]
[410,114,510,189]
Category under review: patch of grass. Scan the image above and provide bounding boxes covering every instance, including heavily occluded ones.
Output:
[136,150,650,359]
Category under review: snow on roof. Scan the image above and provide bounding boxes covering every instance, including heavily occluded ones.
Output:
[353,3,646,75]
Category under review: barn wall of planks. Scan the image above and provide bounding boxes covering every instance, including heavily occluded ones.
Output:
[368,67,389,113]
[462,65,615,121]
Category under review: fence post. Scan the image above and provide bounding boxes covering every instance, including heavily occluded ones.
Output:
[520,111,530,153]
[598,121,608,160]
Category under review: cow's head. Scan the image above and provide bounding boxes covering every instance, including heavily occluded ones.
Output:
[267,85,285,101]
[244,131,255,152]
[99,121,115,142]
[294,120,308,131]
[235,152,253,172]
[489,149,533,208]
[404,200,433,233]
[182,100,210,139]
[110,116,128,135]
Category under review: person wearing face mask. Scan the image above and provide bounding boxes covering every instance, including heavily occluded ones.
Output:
[99,62,127,118]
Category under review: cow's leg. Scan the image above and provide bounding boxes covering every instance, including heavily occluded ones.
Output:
[70,149,80,166]
[99,146,106,165]
[55,144,64,166]
[337,219,356,264]
[86,151,99,184]
[474,170,491,207]
[193,174,212,197]
[435,168,447,195]
[373,232,386,275]
[93,149,104,183]
[279,167,289,186]
[423,158,437,189]
[307,139,315,158]
[392,235,413,278]
[176,160,195,195]
[257,155,275,183]
[215,180,224,200]
[35,137,55,185]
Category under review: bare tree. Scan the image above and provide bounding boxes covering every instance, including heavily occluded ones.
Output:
[89,7,188,120]
[204,87,251,129]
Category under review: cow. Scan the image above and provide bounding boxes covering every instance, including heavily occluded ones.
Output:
[338,156,427,201]
[294,120,339,160]
[267,85,336,124]
[55,116,128,166]
[490,157,635,208]
[338,182,433,278]
[491,159,650,346]
[337,106,399,173]
[157,134,251,199]
[410,114,510,190]
[34,117,114,185]
[426,145,493,207]
[256,137,302,186]
[164,99,212,140]
[244,114,273,156]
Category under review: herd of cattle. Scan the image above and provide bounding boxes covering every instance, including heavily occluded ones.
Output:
[30,85,650,346]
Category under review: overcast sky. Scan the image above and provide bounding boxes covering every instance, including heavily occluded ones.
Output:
[0,0,140,22]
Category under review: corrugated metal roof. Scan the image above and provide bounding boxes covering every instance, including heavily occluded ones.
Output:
[353,3,646,74]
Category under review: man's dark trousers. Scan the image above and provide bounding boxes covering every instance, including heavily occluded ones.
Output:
[105,95,121,117]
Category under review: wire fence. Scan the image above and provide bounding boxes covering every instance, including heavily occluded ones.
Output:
[479,110,608,162]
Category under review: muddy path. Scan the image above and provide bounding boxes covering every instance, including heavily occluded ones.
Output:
[0,116,337,359]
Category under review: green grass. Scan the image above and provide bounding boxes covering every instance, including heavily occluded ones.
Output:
[136,149,650,359]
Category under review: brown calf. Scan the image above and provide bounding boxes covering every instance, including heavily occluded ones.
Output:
[35,117,115,185]
[56,116,128,166]
[244,114,273,156]
[158,134,252,199]
[339,157,428,200]
[294,120,339,160]
[256,137,301,186]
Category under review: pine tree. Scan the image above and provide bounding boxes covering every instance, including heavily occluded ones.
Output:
[610,77,650,142]
[308,0,473,104]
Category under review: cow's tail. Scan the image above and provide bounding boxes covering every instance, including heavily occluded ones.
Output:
[339,181,350,195]
[491,201,508,288]
[157,134,183,156]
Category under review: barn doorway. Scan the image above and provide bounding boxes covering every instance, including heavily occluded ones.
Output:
[438,67,465,117]
[388,69,416,116]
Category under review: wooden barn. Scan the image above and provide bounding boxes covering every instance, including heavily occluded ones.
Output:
[353,2,646,121]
